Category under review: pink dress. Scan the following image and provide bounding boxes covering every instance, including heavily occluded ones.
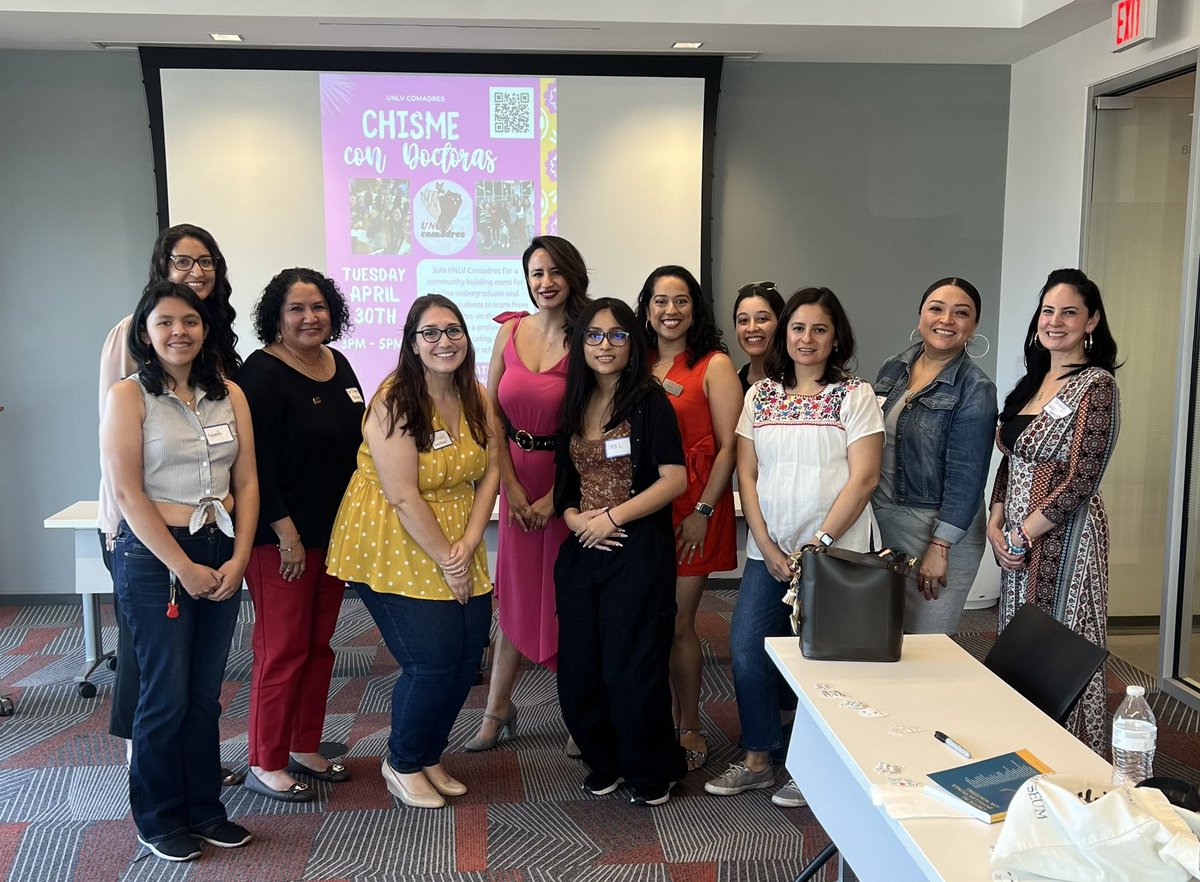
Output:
[494,313,570,670]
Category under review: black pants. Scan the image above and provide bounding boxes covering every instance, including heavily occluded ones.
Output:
[99,529,138,739]
[554,517,686,790]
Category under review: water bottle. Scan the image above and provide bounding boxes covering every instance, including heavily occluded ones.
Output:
[1111,685,1156,786]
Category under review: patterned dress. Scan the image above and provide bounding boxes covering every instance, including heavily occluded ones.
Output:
[991,367,1120,756]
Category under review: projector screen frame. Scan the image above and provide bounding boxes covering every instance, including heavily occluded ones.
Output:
[139,47,723,299]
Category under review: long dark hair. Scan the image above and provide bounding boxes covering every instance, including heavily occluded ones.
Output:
[1000,268,1121,421]
[253,267,353,344]
[560,298,658,438]
[149,223,241,377]
[634,265,727,368]
[127,281,227,400]
[379,295,488,452]
[765,287,856,387]
[522,235,591,341]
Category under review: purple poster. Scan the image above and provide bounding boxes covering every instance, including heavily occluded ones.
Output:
[320,73,558,396]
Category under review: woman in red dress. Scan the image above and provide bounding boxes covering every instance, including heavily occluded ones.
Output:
[636,266,741,769]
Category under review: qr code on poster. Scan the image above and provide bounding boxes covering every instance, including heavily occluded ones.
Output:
[489,87,535,139]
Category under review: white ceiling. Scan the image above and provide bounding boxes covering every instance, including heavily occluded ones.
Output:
[0,0,1114,63]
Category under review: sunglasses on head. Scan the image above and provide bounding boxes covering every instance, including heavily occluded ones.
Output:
[738,280,778,296]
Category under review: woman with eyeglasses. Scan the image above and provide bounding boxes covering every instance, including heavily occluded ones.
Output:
[635,266,740,771]
[467,236,590,753]
[101,280,258,861]
[96,223,243,778]
[989,269,1120,756]
[327,295,499,809]
[553,298,688,807]
[732,281,786,394]
[872,278,997,635]
[237,269,364,802]
[707,287,883,807]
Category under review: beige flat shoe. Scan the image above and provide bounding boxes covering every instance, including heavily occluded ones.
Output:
[380,757,445,809]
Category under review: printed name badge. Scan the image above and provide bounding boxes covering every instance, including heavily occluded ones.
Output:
[346,387,364,404]
[662,378,685,397]
[1043,397,1072,420]
[204,423,235,445]
[605,436,632,459]
[431,429,454,450]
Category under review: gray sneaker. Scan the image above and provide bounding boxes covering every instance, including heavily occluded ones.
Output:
[704,761,775,796]
[771,778,808,807]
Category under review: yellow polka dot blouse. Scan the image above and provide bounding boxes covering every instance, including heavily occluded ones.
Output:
[327,405,492,600]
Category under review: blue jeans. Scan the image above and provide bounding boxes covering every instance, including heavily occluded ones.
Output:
[730,558,794,762]
[113,521,239,843]
[353,584,491,773]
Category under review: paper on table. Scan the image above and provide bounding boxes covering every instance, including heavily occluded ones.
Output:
[871,783,978,820]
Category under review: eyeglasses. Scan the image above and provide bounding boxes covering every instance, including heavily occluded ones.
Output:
[416,325,466,343]
[738,280,778,296]
[583,329,631,347]
[168,254,217,272]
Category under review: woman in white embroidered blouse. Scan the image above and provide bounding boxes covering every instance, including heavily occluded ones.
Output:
[705,286,884,808]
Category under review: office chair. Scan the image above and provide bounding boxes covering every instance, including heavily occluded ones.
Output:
[983,602,1109,724]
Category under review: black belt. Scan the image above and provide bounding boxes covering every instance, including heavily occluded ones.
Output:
[504,420,557,452]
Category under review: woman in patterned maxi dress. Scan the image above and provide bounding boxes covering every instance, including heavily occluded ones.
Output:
[988,269,1121,756]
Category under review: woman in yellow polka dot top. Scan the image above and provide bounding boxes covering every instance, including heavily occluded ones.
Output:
[327,294,499,810]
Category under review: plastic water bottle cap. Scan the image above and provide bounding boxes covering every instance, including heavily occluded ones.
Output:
[1127,685,1145,697]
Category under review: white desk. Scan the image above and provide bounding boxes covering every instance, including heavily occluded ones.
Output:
[766,635,1114,882]
[43,501,114,696]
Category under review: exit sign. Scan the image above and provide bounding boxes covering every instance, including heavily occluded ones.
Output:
[1112,0,1157,52]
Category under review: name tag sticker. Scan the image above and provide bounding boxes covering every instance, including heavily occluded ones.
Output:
[432,429,454,450]
[346,387,364,404]
[204,423,235,445]
[605,436,631,459]
[876,395,888,409]
[1043,397,1072,420]
[662,378,685,397]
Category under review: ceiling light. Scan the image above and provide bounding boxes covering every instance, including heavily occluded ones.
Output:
[210,33,244,42]
[672,41,703,49]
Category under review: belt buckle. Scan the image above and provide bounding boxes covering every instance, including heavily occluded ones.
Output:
[514,429,535,451]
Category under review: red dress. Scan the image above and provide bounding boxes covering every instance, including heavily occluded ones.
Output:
[661,350,737,576]
[494,313,570,669]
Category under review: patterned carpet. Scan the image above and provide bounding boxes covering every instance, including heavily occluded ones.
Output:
[0,593,1197,882]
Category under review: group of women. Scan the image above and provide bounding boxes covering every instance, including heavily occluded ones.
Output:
[97,223,1121,861]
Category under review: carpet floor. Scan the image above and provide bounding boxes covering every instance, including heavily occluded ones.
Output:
[0,593,1197,882]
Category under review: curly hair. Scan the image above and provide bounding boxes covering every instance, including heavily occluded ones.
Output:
[127,281,227,401]
[379,295,488,452]
[148,223,241,377]
[252,267,353,344]
[634,265,726,368]
[765,287,857,388]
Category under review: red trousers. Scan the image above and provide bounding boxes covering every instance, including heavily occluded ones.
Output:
[245,544,345,770]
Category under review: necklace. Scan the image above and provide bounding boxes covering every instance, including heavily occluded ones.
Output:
[280,341,329,381]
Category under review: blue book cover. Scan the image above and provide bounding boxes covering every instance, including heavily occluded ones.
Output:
[924,749,1054,823]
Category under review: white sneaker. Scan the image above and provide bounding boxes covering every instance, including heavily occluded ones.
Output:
[771,778,807,807]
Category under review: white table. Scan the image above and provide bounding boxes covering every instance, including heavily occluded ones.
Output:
[766,634,1114,882]
[43,501,114,697]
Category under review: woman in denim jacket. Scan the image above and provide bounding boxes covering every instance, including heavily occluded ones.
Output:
[873,278,997,634]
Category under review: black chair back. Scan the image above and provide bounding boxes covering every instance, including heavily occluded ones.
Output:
[983,603,1108,725]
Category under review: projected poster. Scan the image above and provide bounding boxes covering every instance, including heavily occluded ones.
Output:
[320,73,559,396]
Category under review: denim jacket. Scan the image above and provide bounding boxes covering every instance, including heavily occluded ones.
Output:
[873,343,997,544]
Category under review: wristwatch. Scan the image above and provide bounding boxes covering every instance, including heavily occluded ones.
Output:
[815,530,835,547]
[694,502,715,518]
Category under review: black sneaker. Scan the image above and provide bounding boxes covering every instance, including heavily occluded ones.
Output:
[630,780,678,807]
[581,771,624,796]
[191,821,252,848]
[138,833,202,862]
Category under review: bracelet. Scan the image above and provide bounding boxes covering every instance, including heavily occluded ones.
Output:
[1004,531,1029,556]
[606,509,620,529]
[1014,523,1031,547]
[278,537,301,553]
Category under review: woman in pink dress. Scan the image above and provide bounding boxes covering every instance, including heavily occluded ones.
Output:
[466,236,591,750]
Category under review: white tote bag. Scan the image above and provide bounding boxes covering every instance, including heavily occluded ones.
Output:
[991,776,1200,881]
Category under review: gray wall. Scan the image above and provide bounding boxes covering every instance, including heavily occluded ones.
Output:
[712,62,1009,381]
[0,50,156,595]
[0,53,1008,596]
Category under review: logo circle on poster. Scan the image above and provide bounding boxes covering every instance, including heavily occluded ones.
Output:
[414,180,473,255]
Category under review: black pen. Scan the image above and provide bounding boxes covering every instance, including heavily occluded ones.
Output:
[934,730,971,758]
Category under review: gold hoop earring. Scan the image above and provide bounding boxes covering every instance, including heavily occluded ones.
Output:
[1085,333,1093,353]
[1029,330,1046,351]
[966,334,991,359]
[909,328,921,344]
